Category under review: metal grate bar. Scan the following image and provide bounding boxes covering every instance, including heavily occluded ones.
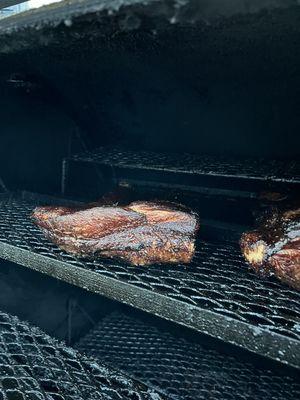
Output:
[75,311,300,400]
[0,192,299,368]
[0,309,164,400]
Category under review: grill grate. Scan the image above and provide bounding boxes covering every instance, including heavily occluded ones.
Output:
[0,309,164,400]
[68,147,300,185]
[0,193,299,368]
[75,311,300,400]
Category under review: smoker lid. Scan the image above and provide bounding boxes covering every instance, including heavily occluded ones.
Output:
[0,0,298,33]
[0,0,299,55]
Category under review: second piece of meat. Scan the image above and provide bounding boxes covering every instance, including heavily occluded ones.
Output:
[240,208,300,290]
[32,201,199,266]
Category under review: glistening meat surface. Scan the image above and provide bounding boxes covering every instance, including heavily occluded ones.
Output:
[240,208,300,290]
[32,201,199,266]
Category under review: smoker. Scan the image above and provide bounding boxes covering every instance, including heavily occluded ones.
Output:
[0,1,299,399]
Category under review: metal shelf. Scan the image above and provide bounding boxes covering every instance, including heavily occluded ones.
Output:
[0,309,163,400]
[76,311,300,400]
[0,192,299,369]
[66,147,300,193]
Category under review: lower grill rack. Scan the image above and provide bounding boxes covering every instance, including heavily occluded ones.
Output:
[0,192,299,368]
[75,311,300,400]
[0,310,164,400]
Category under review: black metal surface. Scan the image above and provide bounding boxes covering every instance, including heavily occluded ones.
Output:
[76,311,300,400]
[66,148,300,193]
[0,309,164,400]
[0,0,296,32]
[0,192,299,368]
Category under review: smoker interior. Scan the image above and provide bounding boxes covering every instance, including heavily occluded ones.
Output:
[1,259,299,400]
[0,1,299,399]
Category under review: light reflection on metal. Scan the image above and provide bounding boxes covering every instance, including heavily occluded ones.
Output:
[0,0,62,20]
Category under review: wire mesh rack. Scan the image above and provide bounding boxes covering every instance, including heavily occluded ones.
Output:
[0,192,299,368]
[67,147,300,188]
[75,311,300,400]
[0,309,164,400]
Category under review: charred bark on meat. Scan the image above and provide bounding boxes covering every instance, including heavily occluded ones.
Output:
[240,208,300,289]
[32,201,199,266]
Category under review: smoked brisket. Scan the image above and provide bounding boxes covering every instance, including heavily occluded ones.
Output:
[240,208,300,289]
[32,201,199,266]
